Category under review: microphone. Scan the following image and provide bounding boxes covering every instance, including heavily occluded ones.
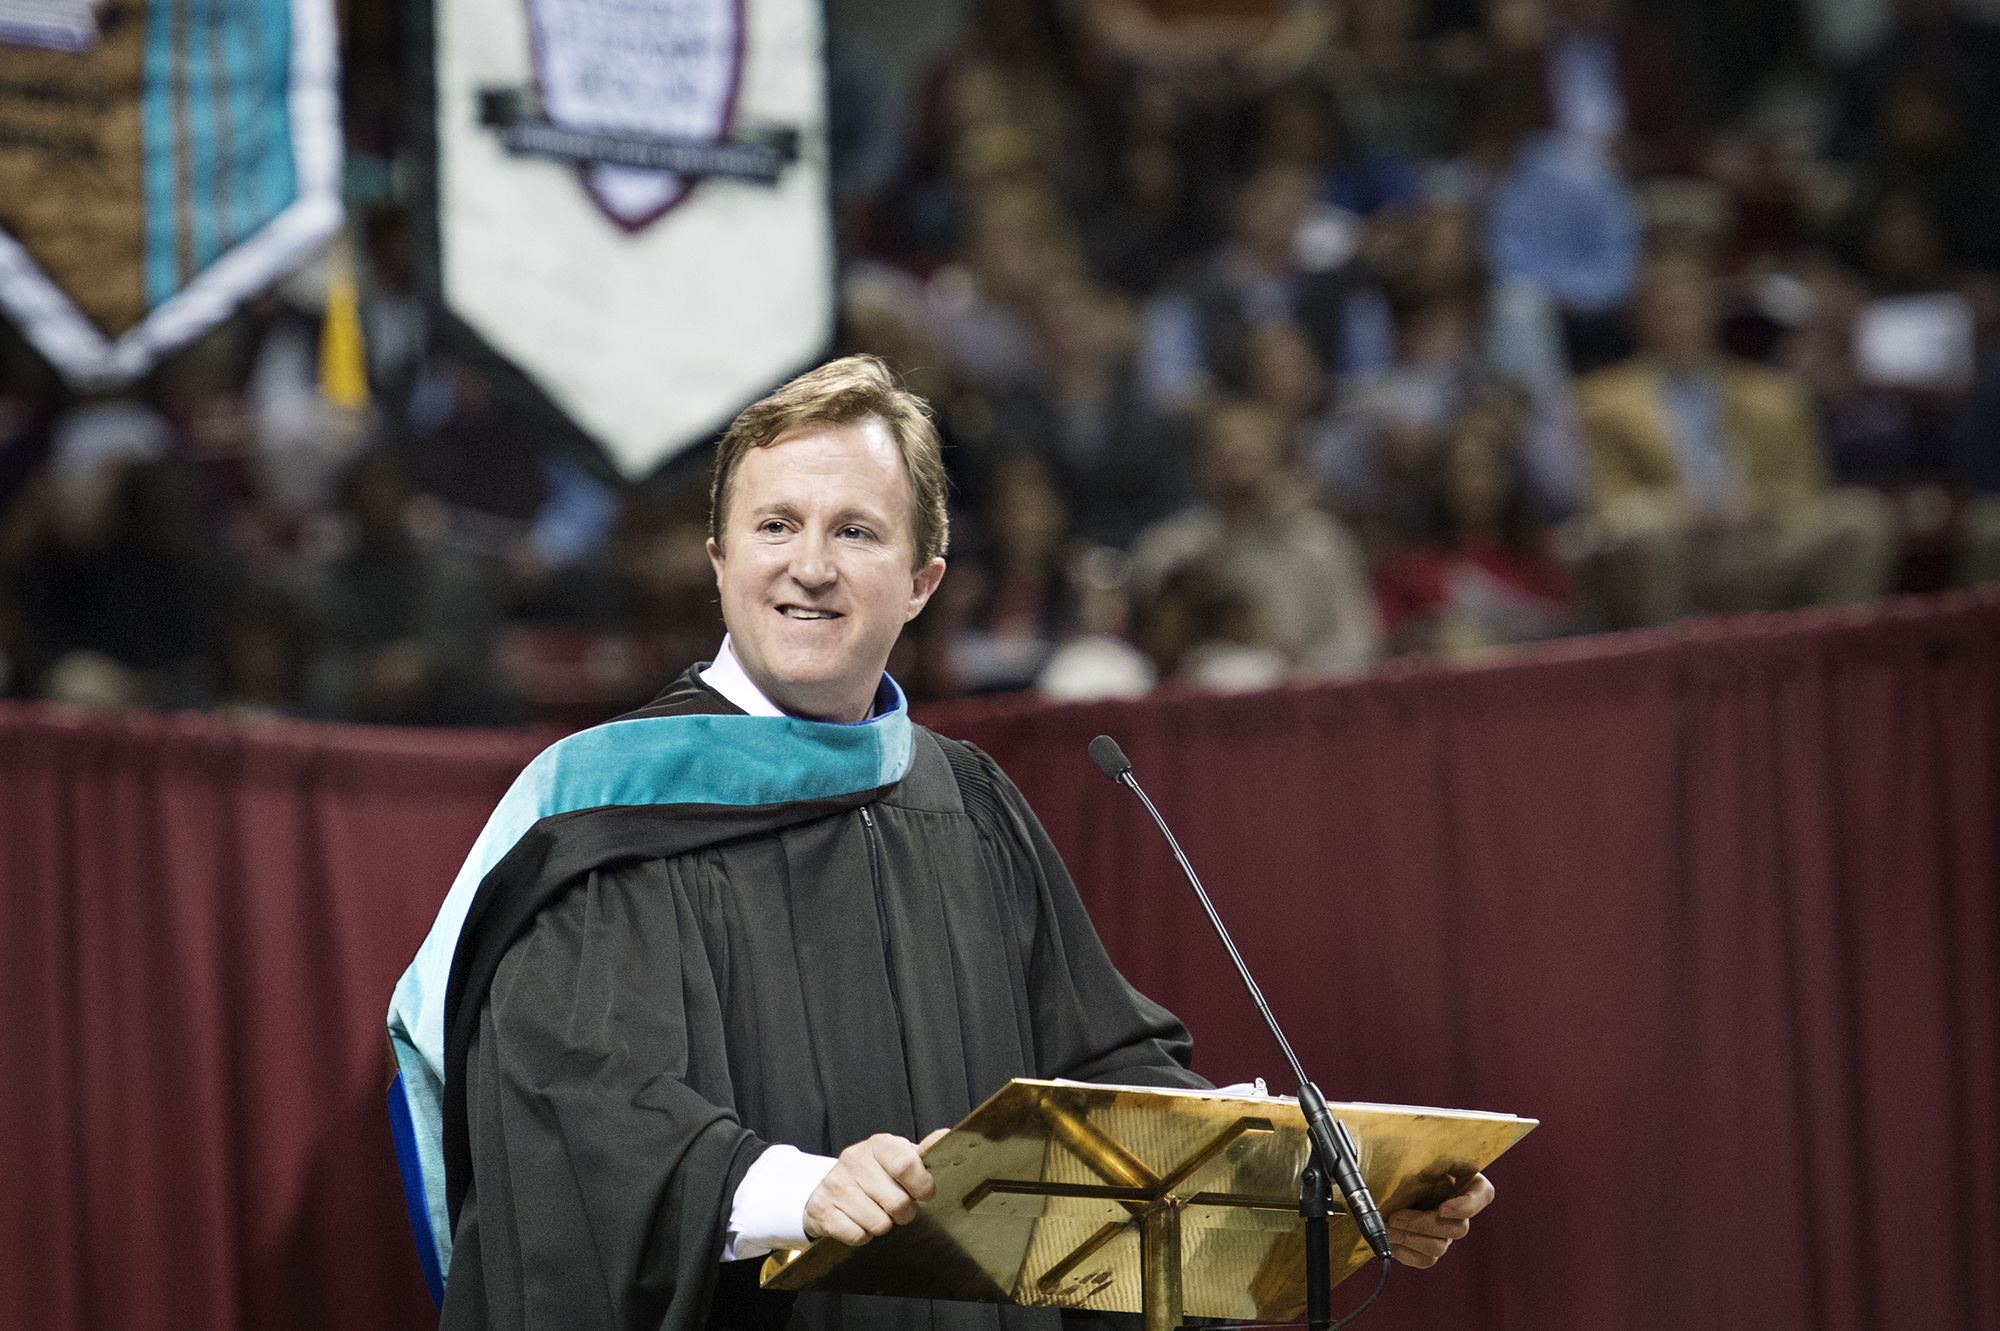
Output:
[1086,734,1133,782]
[1087,735,1394,1265]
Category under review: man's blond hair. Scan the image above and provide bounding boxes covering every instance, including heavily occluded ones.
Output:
[708,355,948,568]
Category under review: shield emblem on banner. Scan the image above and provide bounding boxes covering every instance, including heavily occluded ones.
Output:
[438,0,832,480]
[525,0,743,231]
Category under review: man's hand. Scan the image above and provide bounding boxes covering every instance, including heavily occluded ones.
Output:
[803,1129,950,1246]
[1385,1172,1494,1269]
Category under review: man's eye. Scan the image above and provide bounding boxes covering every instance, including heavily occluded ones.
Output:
[841,526,868,540]
[762,520,787,534]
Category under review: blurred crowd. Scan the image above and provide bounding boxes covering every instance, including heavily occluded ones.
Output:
[5,0,2000,724]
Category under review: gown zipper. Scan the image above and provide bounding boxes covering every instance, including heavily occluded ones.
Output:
[859,806,907,1046]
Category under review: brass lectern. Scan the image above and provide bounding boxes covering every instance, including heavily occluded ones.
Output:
[763,1078,1536,1329]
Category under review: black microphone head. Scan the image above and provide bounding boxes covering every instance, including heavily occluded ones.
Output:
[1088,735,1133,782]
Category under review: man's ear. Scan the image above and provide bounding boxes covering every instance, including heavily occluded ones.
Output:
[707,536,724,581]
[905,557,947,621]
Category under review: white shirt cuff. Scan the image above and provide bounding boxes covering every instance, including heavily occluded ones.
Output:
[723,1144,838,1262]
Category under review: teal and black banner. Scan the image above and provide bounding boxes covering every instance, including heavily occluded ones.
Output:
[0,0,341,386]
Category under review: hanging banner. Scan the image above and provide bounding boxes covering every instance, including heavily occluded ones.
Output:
[0,0,343,387]
[437,0,832,480]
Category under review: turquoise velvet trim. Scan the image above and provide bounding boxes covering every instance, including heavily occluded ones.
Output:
[385,683,911,1280]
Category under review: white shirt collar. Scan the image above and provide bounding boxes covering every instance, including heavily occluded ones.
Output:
[699,634,788,717]
[698,634,896,722]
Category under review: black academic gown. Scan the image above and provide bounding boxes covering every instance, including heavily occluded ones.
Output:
[440,668,1205,1331]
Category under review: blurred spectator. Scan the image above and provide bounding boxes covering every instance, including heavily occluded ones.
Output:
[828,26,908,245]
[1371,194,1562,390]
[1,403,242,708]
[1373,388,1576,654]
[1833,68,2000,274]
[1703,125,1809,275]
[1364,196,1586,508]
[941,452,1075,694]
[1258,77,1420,219]
[1483,127,1642,374]
[298,450,515,725]
[875,0,1100,266]
[1828,0,2000,169]
[249,300,374,517]
[604,478,726,639]
[1079,76,1210,295]
[927,181,1087,392]
[1375,195,1487,306]
[1036,543,1157,700]
[1137,561,1289,692]
[525,455,620,576]
[1244,317,1331,440]
[1319,0,1483,165]
[488,474,725,726]
[406,361,550,525]
[1775,249,1903,480]
[1788,193,1974,482]
[148,320,283,581]
[1131,397,1381,675]
[1469,0,1697,375]
[1139,161,1384,410]
[1483,0,1703,176]
[986,277,1195,548]
[840,261,948,384]
[214,590,311,720]
[361,207,429,396]
[1571,252,1896,627]
[1314,277,1490,548]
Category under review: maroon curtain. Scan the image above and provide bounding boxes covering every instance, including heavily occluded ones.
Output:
[3,591,1996,1331]
[0,713,540,1328]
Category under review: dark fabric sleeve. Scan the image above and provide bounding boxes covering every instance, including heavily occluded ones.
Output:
[942,739,1210,1091]
[443,864,767,1331]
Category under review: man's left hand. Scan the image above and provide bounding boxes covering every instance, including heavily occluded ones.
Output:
[1385,1172,1494,1268]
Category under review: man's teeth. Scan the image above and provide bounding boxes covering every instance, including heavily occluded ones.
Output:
[780,607,837,619]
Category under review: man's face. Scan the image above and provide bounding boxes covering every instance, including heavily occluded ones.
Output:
[1635,260,1719,369]
[708,419,945,723]
[1232,166,1315,270]
[1200,405,1287,507]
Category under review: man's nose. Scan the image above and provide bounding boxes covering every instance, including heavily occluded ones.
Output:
[790,530,838,588]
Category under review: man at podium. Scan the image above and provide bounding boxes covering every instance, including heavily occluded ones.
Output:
[386,357,1491,1331]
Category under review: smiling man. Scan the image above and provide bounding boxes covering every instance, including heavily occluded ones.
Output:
[386,357,1489,1331]
[705,389,945,725]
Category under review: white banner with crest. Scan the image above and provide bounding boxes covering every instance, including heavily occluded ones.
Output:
[437,0,831,479]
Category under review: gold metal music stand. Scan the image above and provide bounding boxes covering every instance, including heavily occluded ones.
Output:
[762,1078,1535,1329]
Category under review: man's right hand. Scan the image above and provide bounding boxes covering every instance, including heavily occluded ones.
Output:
[802,1128,949,1246]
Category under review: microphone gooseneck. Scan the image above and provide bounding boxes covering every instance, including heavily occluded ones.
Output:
[1087,734,1395,1265]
